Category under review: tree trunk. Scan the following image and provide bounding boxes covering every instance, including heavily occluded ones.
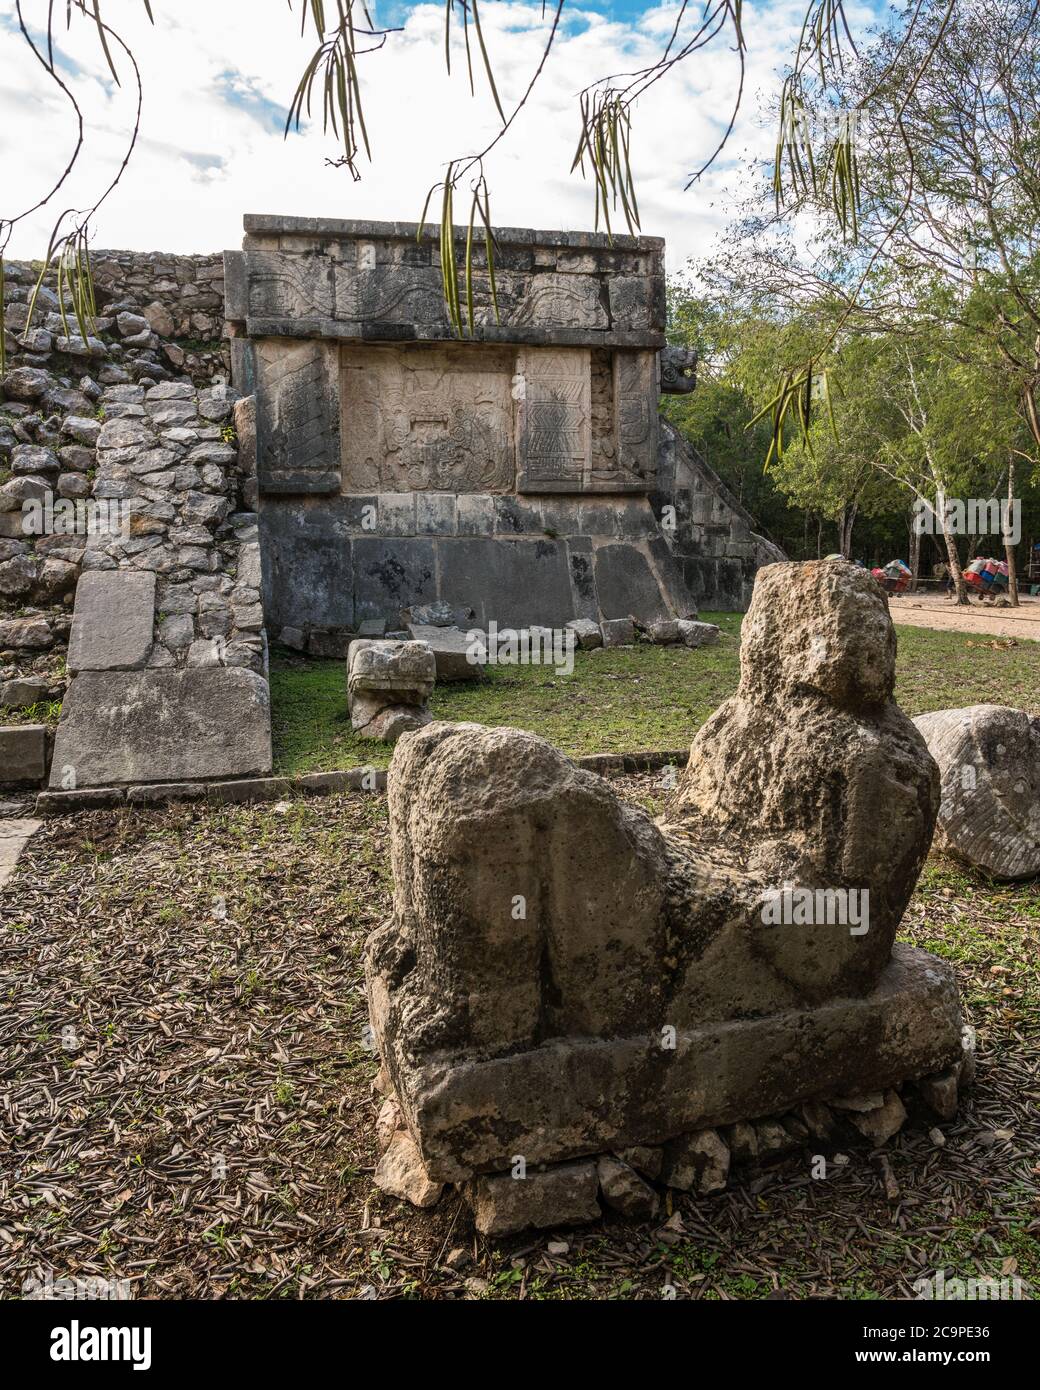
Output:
[1005,457,1020,606]
[841,502,857,558]
[909,520,920,593]
[941,523,968,604]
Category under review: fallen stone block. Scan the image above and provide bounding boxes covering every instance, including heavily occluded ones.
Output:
[0,676,51,709]
[566,617,603,650]
[677,619,721,648]
[49,667,272,788]
[647,618,679,644]
[913,704,1040,880]
[406,624,482,681]
[600,617,636,647]
[463,1162,601,1237]
[68,571,156,672]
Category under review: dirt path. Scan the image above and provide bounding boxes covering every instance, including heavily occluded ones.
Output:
[889,591,1040,642]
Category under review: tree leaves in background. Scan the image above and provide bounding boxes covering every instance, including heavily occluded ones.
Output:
[418,166,500,337]
[286,1,376,178]
[572,91,640,238]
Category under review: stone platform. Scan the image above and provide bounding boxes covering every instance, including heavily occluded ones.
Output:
[371,943,963,1184]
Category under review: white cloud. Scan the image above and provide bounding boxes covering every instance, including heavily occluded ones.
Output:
[0,0,870,271]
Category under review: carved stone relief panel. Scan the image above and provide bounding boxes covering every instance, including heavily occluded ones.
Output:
[255,338,341,495]
[340,344,515,494]
[611,350,659,489]
[516,348,592,493]
[247,251,334,323]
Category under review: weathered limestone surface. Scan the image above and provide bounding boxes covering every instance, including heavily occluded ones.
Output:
[405,624,481,681]
[0,724,48,784]
[913,704,1040,880]
[49,668,272,787]
[347,639,435,742]
[464,1163,601,1237]
[67,572,156,672]
[366,560,964,1197]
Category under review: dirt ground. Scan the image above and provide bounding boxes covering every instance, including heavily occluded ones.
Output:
[2,782,1037,1301]
[890,591,1040,642]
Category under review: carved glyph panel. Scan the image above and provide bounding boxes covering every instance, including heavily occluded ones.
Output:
[340,345,515,494]
[255,338,340,494]
[516,349,592,492]
[611,350,658,489]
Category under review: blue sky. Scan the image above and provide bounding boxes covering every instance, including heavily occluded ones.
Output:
[1,0,892,266]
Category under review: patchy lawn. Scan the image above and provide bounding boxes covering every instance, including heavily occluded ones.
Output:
[2,783,1037,1301]
[269,616,1040,776]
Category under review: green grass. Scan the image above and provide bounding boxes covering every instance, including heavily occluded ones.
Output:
[269,614,1040,776]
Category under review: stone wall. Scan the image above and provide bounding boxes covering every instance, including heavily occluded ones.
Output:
[90,250,229,382]
[655,421,786,610]
[1,258,270,789]
[223,217,782,644]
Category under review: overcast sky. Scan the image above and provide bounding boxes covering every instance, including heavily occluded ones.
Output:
[1,0,882,273]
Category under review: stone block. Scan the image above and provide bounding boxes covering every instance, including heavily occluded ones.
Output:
[600,617,635,647]
[677,619,721,649]
[913,705,1040,880]
[0,724,48,784]
[68,571,156,672]
[49,667,272,787]
[405,624,482,681]
[594,543,671,624]
[566,618,602,650]
[463,1162,601,1237]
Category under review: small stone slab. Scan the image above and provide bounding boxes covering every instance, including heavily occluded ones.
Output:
[0,725,48,785]
[406,624,482,681]
[566,618,602,650]
[0,816,41,887]
[68,571,156,672]
[49,668,272,788]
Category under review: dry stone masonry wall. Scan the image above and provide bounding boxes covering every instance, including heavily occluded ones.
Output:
[1,256,270,792]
